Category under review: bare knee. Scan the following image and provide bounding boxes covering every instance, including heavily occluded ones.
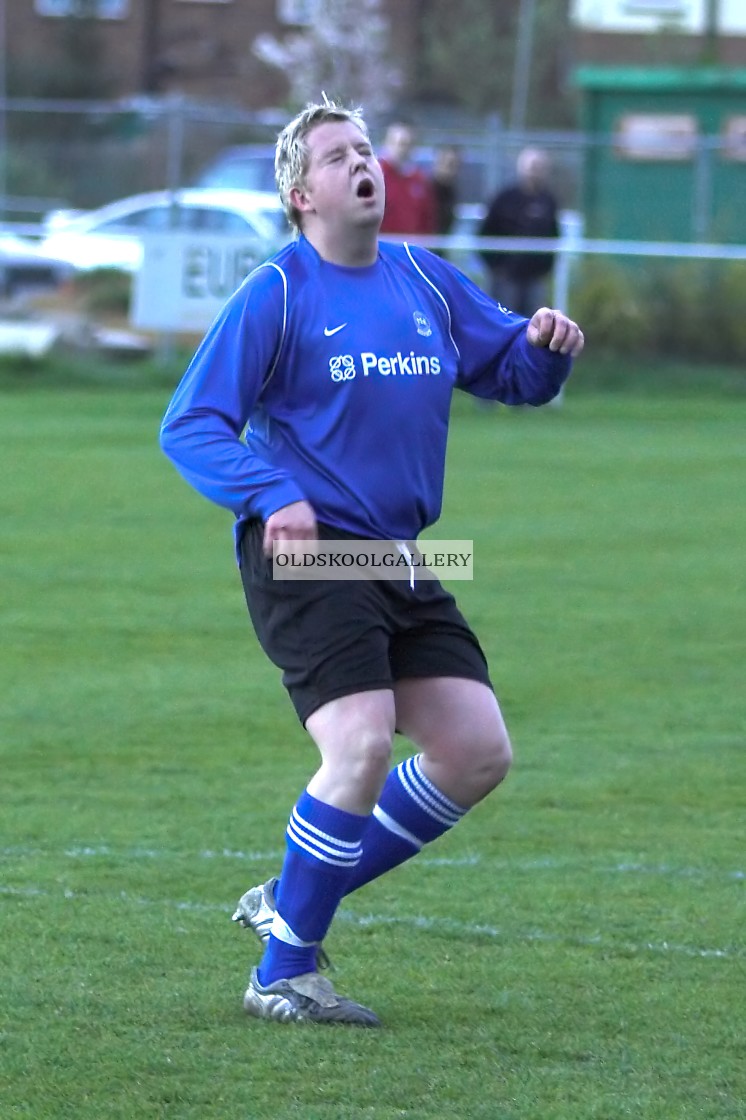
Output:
[342,727,393,789]
[421,724,512,809]
[311,726,392,812]
[305,690,395,813]
[395,679,513,808]
[475,725,513,792]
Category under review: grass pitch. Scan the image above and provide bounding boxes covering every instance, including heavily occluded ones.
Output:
[1,358,744,1119]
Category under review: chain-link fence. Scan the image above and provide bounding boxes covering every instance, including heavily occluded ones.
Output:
[1,94,744,244]
[0,88,744,364]
[0,94,585,220]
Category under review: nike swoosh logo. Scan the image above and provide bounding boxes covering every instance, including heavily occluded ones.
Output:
[324,323,347,337]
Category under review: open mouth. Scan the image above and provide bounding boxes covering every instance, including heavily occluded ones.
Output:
[356,178,375,199]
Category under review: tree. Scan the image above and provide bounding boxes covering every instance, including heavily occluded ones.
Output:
[417,0,576,127]
[253,0,401,114]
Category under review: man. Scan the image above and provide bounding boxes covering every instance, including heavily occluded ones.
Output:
[480,147,560,317]
[378,119,436,235]
[160,101,583,1029]
[431,144,461,237]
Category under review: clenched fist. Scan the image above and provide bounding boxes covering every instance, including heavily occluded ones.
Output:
[526,307,584,357]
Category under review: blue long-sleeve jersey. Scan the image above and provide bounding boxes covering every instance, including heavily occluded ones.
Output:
[160,235,572,544]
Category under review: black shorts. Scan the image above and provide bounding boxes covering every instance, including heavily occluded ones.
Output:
[239,521,492,725]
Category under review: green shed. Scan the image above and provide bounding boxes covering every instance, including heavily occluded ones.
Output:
[573,66,746,243]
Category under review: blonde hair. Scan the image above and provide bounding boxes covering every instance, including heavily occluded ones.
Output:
[275,98,370,232]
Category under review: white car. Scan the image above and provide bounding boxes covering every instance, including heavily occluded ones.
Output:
[39,188,291,273]
[0,233,75,294]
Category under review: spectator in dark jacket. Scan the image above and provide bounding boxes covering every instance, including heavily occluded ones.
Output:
[479,147,559,316]
[432,145,461,236]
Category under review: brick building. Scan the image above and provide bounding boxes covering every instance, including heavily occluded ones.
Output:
[7,0,423,109]
[570,0,746,66]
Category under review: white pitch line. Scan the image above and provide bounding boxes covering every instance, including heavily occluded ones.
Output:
[1,845,743,881]
[0,883,741,961]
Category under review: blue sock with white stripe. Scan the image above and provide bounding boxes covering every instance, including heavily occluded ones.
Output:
[343,754,465,896]
[257,790,367,986]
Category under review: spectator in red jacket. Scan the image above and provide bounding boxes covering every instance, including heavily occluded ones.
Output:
[379,121,436,236]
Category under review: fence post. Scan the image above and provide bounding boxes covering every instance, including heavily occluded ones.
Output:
[550,210,584,405]
[692,136,712,243]
[166,92,187,194]
[553,209,583,314]
[0,0,7,295]
[157,93,188,366]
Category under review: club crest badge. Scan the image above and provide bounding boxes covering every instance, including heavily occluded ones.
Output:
[413,311,432,337]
